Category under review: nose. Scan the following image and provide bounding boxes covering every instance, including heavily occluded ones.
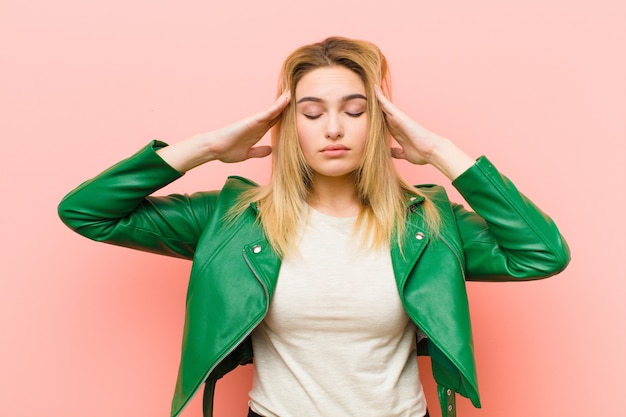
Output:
[324,113,344,140]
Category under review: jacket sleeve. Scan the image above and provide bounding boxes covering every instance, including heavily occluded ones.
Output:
[58,140,218,260]
[450,156,570,281]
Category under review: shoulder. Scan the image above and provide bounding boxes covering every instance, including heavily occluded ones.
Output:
[208,176,261,220]
[219,175,259,198]
[182,176,259,220]
[413,183,453,205]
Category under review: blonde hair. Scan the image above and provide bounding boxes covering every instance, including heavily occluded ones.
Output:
[229,36,440,256]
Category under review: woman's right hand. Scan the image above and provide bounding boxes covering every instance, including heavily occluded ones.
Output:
[157,92,291,172]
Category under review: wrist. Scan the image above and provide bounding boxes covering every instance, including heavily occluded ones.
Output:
[156,133,219,173]
[428,138,476,180]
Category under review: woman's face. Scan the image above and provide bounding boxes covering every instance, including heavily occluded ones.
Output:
[295,65,368,181]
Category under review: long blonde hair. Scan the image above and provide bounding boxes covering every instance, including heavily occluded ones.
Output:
[229,36,440,256]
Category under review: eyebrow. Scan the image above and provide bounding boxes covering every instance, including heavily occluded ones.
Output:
[296,93,367,104]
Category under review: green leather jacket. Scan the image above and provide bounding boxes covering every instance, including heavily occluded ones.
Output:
[58,141,570,417]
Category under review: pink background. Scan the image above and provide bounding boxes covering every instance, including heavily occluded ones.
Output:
[2,1,625,416]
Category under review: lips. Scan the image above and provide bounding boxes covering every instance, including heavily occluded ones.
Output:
[321,144,350,152]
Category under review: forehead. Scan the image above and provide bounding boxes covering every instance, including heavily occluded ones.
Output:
[295,66,365,99]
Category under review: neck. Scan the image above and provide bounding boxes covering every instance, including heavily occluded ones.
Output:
[307,174,361,217]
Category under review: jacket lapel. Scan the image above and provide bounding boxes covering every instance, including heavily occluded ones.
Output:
[391,198,430,291]
[242,237,281,300]
[236,192,432,301]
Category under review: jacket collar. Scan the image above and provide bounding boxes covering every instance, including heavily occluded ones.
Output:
[246,193,430,292]
[249,194,425,212]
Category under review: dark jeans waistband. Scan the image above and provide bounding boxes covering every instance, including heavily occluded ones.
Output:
[247,407,430,417]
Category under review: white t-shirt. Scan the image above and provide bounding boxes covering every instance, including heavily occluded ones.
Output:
[249,207,427,417]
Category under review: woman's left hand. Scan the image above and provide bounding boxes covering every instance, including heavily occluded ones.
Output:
[375,86,443,165]
[375,86,475,180]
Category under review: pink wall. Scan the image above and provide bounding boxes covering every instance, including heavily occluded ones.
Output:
[2,1,624,416]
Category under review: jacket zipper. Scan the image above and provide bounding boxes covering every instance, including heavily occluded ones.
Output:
[406,235,475,397]
[438,236,476,382]
[174,249,270,417]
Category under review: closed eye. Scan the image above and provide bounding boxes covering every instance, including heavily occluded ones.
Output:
[346,111,365,118]
[304,114,322,120]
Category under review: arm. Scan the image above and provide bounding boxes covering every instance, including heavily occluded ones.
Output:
[58,141,215,259]
[156,92,290,172]
[451,157,570,280]
[376,87,570,280]
[58,93,291,259]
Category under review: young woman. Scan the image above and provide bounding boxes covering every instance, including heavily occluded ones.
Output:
[58,37,570,417]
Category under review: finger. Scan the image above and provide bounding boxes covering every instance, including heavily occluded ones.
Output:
[390,147,406,160]
[248,146,272,159]
[374,85,394,115]
[265,91,291,120]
